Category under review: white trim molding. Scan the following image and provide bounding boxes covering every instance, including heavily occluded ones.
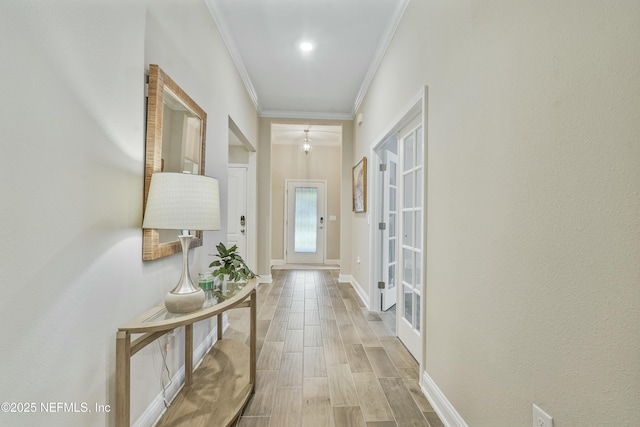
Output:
[261,109,353,120]
[421,371,469,427]
[352,0,410,114]
[337,274,370,310]
[257,274,273,284]
[204,0,261,114]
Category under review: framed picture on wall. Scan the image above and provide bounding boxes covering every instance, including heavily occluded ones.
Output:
[352,156,367,213]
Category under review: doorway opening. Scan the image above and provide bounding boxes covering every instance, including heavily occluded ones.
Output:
[270,122,343,267]
[369,88,426,362]
[227,117,257,272]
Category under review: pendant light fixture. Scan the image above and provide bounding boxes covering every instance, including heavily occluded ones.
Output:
[301,129,312,155]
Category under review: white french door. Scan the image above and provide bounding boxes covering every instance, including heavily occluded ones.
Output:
[285,180,326,264]
[381,152,399,311]
[397,125,424,360]
[227,166,248,261]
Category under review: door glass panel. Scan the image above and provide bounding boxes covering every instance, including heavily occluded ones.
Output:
[416,168,422,207]
[403,134,414,170]
[389,187,396,210]
[403,248,413,285]
[416,127,423,164]
[403,173,413,208]
[403,211,413,246]
[389,239,395,264]
[294,187,317,253]
[416,294,421,331]
[390,161,397,185]
[404,286,412,323]
[415,252,422,291]
[389,212,396,237]
[388,265,396,289]
[415,211,422,250]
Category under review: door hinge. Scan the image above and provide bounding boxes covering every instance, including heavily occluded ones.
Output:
[379,163,387,172]
[378,281,386,289]
[378,222,386,230]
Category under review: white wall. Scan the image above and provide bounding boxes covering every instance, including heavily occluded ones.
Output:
[354,0,640,426]
[0,1,257,426]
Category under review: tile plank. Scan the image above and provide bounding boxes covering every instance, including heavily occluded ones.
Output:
[327,364,359,406]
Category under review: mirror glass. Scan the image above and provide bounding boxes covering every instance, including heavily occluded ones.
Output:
[143,65,207,260]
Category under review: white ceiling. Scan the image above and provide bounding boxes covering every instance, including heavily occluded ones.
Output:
[205,0,408,120]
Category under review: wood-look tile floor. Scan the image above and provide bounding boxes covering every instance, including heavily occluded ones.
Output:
[224,269,445,427]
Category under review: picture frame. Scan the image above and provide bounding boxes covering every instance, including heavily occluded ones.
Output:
[352,156,367,213]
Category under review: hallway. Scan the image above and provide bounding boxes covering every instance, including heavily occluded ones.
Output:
[224,268,444,426]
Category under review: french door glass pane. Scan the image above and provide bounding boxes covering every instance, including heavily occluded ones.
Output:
[415,210,422,250]
[294,187,317,253]
[389,265,396,289]
[389,239,395,264]
[403,211,413,246]
[404,173,413,208]
[390,162,397,185]
[403,248,413,285]
[415,251,422,291]
[389,212,396,237]
[416,127,423,163]
[404,286,412,323]
[416,168,422,207]
[389,186,396,210]
[404,134,414,169]
[416,294,421,331]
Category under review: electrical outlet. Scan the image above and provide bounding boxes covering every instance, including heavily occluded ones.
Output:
[533,404,553,427]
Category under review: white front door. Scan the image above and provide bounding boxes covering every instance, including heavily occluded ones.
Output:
[382,152,399,311]
[285,180,326,264]
[227,166,247,261]
[397,125,424,360]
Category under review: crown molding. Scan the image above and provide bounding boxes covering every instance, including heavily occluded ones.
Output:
[352,0,410,115]
[260,110,354,121]
[204,0,262,114]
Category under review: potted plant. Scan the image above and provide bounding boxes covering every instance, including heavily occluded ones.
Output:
[209,242,257,285]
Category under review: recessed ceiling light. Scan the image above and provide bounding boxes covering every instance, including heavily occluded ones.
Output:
[300,42,314,52]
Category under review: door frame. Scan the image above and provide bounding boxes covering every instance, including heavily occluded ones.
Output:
[227,165,248,262]
[284,179,328,264]
[368,87,427,360]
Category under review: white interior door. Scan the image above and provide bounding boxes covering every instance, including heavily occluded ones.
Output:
[397,125,424,360]
[285,180,326,264]
[382,152,399,311]
[227,166,247,261]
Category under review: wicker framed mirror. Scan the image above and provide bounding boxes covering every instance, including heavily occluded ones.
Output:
[143,64,207,260]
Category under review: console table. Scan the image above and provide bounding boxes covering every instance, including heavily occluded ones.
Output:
[115,279,256,426]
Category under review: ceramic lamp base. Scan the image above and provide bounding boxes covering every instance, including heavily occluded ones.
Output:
[165,288,205,314]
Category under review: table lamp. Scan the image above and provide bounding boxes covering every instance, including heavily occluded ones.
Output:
[142,172,220,313]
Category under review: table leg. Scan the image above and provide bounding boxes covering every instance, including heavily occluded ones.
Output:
[250,290,257,387]
[185,324,193,386]
[116,331,131,427]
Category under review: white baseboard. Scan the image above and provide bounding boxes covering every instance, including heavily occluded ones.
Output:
[257,274,272,284]
[421,371,468,427]
[337,274,369,310]
[134,318,227,427]
[338,273,351,283]
[271,259,285,266]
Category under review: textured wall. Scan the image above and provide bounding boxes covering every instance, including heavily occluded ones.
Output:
[354,0,640,425]
[0,1,258,425]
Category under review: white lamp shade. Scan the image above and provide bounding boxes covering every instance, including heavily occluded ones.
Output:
[142,172,220,231]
